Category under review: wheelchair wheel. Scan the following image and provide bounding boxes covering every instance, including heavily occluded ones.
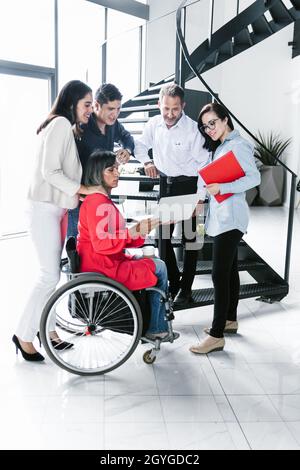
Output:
[40,274,143,376]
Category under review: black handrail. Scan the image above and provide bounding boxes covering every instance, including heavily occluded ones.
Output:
[176,0,297,283]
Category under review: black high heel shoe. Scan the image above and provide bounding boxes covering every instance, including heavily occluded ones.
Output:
[36,332,73,351]
[12,335,45,362]
[36,331,42,347]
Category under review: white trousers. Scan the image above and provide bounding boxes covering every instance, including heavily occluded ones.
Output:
[16,201,66,341]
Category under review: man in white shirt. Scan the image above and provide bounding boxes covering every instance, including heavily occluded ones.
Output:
[134,84,209,306]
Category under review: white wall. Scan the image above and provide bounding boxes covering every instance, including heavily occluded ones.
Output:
[146,0,300,206]
[145,0,224,89]
[217,25,294,155]
[215,24,299,206]
[145,0,180,84]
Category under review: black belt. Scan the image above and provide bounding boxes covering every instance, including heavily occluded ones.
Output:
[166,175,198,184]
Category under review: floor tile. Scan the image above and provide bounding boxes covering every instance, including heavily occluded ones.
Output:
[105,422,169,450]
[240,421,300,450]
[165,422,250,450]
[228,395,281,422]
[160,395,224,422]
[1,207,300,449]
[269,394,300,421]
[105,395,164,422]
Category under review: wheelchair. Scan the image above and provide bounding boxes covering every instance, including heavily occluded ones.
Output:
[39,237,179,376]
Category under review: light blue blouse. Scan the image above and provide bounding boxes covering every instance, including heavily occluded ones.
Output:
[204,130,261,237]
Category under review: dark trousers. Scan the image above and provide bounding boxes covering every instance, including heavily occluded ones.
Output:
[161,176,198,295]
[210,229,243,338]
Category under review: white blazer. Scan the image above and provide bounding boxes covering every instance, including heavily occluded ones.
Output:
[28,116,82,209]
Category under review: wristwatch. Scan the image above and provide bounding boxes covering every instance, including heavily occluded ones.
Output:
[144,160,154,166]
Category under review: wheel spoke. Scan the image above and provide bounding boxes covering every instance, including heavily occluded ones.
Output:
[40,278,142,376]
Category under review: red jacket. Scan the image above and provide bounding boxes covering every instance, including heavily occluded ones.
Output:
[77,193,157,291]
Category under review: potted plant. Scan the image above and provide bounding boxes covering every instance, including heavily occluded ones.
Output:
[254,131,291,206]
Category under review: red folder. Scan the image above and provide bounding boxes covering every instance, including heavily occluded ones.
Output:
[199,150,245,203]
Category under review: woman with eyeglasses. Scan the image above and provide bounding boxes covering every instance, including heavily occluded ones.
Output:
[189,102,260,354]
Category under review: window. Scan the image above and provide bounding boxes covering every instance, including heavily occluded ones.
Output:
[58,0,105,92]
[0,74,50,235]
[107,10,145,101]
[0,0,54,67]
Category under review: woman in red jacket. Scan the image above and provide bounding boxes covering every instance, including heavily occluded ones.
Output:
[77,150,169,339]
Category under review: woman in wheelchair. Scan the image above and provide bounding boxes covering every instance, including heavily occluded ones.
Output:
[77,150,170,340]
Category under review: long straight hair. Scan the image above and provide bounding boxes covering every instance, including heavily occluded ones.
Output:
[198,102,234,152]
[37,80,92,135]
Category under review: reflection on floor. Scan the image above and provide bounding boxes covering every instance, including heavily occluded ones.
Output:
[1,207,300,450]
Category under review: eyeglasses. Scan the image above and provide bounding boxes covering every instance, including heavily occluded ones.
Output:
[200,118,220,133]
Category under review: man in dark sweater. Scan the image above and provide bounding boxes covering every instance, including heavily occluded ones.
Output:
[67,83,134,239]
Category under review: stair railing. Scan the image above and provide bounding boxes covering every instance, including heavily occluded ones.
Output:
[176,0,297,283]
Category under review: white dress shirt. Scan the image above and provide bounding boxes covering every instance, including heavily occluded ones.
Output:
[134,112,209,198]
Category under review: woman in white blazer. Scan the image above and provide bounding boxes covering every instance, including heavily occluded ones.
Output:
[13,80,101,361]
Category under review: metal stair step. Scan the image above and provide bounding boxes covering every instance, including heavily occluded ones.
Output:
[178,259,265,275]
[147,75,175,91]
[251,15,273,40]
[218,40,234,57]
[119,174,158,182]
[132,94,159,101]
[161,74,175,83]
[290,0,300,11]
[268,1,294,25]
[111,190,159,201]
[120,104,159,113]
[197,62,207,74]
[147,83,167,92]
[118,117,149,123]
[234,27,253,47]
[126,130,143,135]
[173,282,289,310]
[184,0,298,79]
[145,236,247,248]
[205,51,219,65]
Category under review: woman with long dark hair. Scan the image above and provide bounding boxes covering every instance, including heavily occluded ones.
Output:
[13,80,101,361]
[190,103,260,354]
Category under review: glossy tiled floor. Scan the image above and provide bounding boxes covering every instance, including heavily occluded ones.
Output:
[1,207,300,450]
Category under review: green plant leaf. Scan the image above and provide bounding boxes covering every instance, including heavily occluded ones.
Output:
[254,131,291,166]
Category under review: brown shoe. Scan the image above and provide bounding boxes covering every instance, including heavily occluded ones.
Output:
[203,320,238,335]
[189,335,225,354]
